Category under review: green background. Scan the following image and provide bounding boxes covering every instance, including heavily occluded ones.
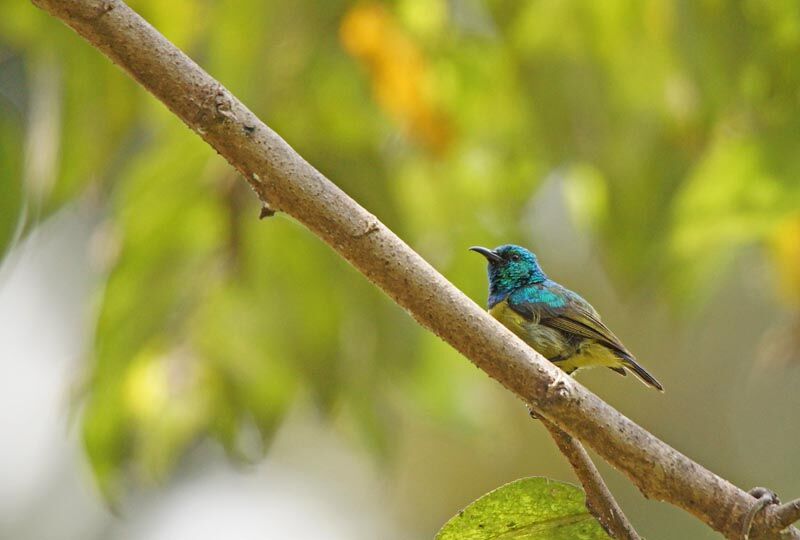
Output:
[2,1,800,538]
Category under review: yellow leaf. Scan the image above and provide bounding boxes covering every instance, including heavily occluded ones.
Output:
[770,214,800,307]
[340,3,453,154]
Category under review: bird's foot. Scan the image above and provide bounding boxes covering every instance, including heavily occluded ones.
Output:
[526,404,541,421]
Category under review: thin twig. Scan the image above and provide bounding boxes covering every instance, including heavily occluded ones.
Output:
[29,1,800,538]
[770,499,800,535]
[541,417,640,540]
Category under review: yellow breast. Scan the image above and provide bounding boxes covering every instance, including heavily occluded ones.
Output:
[488,301,562,359]
[489,301,530,338]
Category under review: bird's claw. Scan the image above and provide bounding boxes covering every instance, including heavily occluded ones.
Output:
[527,405,541,421]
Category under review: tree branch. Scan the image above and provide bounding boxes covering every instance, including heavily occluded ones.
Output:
[772,500,800,534]
[30,1,800,538]
[541,417,640,539]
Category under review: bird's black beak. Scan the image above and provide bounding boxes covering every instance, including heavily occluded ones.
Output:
[469,246,502,263]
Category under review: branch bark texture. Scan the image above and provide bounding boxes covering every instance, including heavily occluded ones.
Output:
[31,1,799,538]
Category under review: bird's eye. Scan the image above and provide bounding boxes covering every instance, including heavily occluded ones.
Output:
[510,254,520,262]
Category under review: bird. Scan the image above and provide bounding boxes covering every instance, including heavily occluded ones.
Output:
[470,244,663,391]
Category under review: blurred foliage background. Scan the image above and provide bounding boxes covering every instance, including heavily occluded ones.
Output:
[3,0,800,538]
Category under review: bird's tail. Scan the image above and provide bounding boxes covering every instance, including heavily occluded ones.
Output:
[620,355,664,392]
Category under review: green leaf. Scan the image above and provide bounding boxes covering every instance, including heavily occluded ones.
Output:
[436,477,611,540]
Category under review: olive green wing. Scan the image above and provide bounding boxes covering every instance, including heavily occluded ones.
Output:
[537,290,633,360]
[509,283,663,390]
[538,286,663,390]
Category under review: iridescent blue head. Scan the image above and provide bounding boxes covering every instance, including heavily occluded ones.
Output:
[470,244,547,303]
